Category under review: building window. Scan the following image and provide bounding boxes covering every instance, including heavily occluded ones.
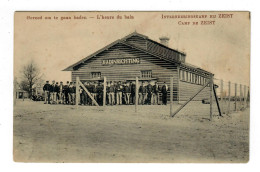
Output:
[91,72,101,78]
[141,70,152,78]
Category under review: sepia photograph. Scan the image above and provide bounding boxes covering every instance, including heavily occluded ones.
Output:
[13,11,250,163]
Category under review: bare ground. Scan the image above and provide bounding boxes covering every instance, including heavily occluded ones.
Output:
[13,100,249,163]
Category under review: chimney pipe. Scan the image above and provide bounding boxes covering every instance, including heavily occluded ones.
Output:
[159,36,170,47]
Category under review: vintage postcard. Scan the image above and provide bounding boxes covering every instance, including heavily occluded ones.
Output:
[13,11,250,163]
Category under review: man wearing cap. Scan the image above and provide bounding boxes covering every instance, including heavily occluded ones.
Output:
[54,82,59,104]
[108,81,115,105]
[146,81,153,105]
[50,80,56,104]
[43,80,51,104]
[139,82,146,105]
[162,82,168,105]
[63,81,70,104]
[71,82,76,105]
[124,82,131,105]
[115,81,123,105]
[152,81,159,105]
[130,81,136,104]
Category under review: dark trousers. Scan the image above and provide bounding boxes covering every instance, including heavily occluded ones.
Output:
[147,92,152,105]
[80,92,88,105]
[162,93,167,105]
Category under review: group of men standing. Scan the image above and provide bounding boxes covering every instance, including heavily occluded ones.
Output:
[43,80,76,105]
[43,80,169,106]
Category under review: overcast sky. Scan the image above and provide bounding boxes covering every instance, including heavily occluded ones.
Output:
[14,12,250,86]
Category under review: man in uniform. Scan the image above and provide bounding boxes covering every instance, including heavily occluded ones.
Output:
[130,81,136,104]
[54,82,59,104]
[139,82,146,105]
[96,81,103,105]
[146,81,153,105]
[108,81,115,105]
[71,82,76,105]
[63,81,70,104]
[152,81,159,105]
[50,80,56,104]
[162,82,168,105]
[115,81,123,105]
[124,82,131,105]
[43,80,51,104]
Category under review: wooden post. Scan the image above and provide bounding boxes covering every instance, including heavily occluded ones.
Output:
[244,85,246,108]
[103,77,107,106]
[220,79,223,114]
[14,77,17,106]
[228,81,231,114]
[210,77,213,121]
[76,77,79,108]
[239,84,242,110]
[235,83,237,111]
[170,77,173,116]
[79,81,99,106]
[135,77,138,113]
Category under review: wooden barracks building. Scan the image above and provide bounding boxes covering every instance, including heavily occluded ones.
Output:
[63,32,213,101]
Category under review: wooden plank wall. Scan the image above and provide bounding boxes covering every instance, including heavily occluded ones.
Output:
[71,43,179,101]
[179,81,210,101]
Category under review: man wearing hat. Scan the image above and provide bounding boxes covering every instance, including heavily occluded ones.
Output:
[43,80,51,104]
[108,81,115,105]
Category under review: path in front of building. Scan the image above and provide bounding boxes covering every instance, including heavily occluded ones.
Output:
[13,100,249,162]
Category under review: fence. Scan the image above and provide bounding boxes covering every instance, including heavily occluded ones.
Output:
[69,76,249,121]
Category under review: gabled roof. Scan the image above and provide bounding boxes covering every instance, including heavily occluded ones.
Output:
[63,32,185,71]
[63,32,212,75]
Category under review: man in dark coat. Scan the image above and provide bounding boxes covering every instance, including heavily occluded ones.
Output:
[161,82,168,105]
[152,81,159,105]
[63,81,70,104]
[43,80,51,104]
[130,81,136,104]
[54,82,60,104]
[146,81,153,105]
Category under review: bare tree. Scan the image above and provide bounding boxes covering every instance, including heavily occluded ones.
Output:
[19,60,42,98]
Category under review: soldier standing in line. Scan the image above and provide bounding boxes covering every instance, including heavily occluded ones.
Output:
[54,82,59,104]
[106,82,110,105]
[139,82,145,105]
[146,81,153,105]
[108,81,115,105]
[59,81,64,104]
[43,80,51,104]
[63,81,70,104]
[50,80,56,104]
[152,81,159,105]
[71,82,76,105]
[96,81,103,105]
[130,81,136,105]
[124,82,131,105]
[116,81,123,105]
[161,82,168,105]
